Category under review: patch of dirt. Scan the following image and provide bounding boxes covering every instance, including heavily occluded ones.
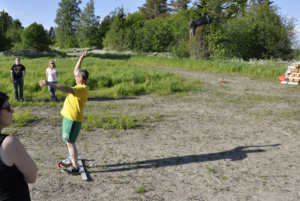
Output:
[10,67,300,200]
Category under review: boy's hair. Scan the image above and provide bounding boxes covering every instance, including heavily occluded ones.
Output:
[0,92,9,108]
[78,69,89,81]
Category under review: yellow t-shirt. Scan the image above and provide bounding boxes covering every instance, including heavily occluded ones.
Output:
[61,85,89,122]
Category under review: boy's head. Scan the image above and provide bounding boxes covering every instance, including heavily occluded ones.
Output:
[78,69,89,81]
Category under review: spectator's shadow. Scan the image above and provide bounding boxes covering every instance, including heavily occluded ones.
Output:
[89,144,280,173]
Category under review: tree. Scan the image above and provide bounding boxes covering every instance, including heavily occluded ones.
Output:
[103,8,126,50]
[139,0,168,19]
[98,15,114,49]
[77,0,100,47]
[55,0,81,48]
[6,19,24,47]
[0,28,6,51]
[123,12,146,50]
[0,10,12,33]
[21,22,50,51]
[218,2,293,60]
[192,0,248,21]
[135,17,173,52]
[167,9,191,57]
[169,0,191,13]
[47,27,56,44]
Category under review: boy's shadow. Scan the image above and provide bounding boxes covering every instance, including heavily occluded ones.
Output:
[88,144,280,173]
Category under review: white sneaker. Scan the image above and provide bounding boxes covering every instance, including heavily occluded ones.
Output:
[61,156,72,167]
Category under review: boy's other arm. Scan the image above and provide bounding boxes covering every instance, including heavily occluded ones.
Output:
[39,80,74,94]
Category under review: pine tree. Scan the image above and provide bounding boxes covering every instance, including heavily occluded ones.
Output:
[139,0,168,19]
[54,0,81,48]
[169,0,191,13]
[77,0,100,47]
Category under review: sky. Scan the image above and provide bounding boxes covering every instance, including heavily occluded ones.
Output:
[0,0,299,43]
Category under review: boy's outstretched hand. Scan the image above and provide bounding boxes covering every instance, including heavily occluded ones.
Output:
[39,80,47,86]
[82,50,88,58]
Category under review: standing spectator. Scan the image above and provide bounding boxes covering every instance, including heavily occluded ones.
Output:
[0,92,37,200]
[39,50,89,175]
[11,57,26,102]
[46,60,58,100]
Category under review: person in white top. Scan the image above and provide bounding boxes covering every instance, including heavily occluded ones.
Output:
[46,61,58,100]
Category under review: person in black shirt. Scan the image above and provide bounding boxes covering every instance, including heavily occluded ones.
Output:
[0,92,37,200]
[10,57,26,102]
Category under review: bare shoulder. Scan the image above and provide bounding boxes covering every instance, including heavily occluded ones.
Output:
[2,136,22,150]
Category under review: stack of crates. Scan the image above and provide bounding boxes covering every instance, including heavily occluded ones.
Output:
[282,63,300,85]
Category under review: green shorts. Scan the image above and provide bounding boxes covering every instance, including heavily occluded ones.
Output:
[62,117,82,143]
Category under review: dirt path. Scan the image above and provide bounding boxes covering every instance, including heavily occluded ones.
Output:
[12,67,300,200]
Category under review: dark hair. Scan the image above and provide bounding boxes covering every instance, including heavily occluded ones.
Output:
[0,92,9,108]
[78,68,89,81]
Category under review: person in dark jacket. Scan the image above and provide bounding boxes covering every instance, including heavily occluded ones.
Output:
[0,92,37,200]
[11,57,26,102]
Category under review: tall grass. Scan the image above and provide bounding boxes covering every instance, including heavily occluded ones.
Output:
[128,55,288,80]
[0,54,199,105]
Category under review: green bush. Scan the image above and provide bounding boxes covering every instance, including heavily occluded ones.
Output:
[21,22,50,51]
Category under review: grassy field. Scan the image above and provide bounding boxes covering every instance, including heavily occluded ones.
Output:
[1,51,300,200]
[0,53,200,103]
[0,51,291,131]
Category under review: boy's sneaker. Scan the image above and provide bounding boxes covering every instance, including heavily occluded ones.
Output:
[61,156,72,167]
[61,166,80,175]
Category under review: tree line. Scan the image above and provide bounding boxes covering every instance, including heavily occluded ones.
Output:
[0,0,297,60]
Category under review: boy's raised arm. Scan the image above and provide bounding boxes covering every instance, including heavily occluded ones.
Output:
[74,50,88,76]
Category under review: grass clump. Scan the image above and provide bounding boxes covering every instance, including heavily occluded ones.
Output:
[82,112,165,131]
[207,167,217,174]
[135,186,146,194]
[12,110,36,127]
[82,113,136,131]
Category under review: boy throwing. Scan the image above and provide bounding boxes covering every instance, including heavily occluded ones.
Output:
[39,50,89,175]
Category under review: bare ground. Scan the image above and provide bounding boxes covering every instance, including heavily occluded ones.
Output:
[9,67,300,200]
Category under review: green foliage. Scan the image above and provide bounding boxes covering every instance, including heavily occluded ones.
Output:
[21,22,50,51]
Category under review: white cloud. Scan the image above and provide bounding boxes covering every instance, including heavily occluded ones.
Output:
[3,7,24,19]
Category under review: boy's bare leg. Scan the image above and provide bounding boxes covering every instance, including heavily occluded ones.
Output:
[66,142,79,169]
